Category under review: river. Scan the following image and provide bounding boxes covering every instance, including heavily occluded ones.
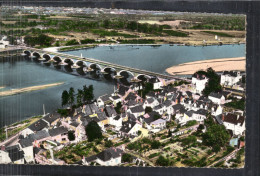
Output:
[0,44,245,127]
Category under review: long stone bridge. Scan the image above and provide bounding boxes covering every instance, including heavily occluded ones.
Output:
[16,47,189,82]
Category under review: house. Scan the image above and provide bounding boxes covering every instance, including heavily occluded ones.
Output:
[162,100,174,116]
[172,104,185,115]
[21,119,48,138]
[18,137,34,163]
[82,103,99,116]
[211,105,223,116]
[222,113,245,136]
[29,130,51,148]
[153,104,165,115]
[97,94,112,108]
[221,71,242,86]
[119,121,142,138]
[82,147,123,166]
[0,146,12,164]
[117,85,130,97]
[110,115,123,130]
[104,105,117,123]
[143,97,160,109]
[150,119,166,130]
[191,73,209,94]
[5,145,25,164]
[48,126,69,144]
[208,92,226,104]
[109,95,122,106]
[149,77,163,90]
[128,105,145,118]
[42,112,61,126]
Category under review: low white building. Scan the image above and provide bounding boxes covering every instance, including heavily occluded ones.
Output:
[221,71,242,86]
[82,147,123,166]
[0,148,12,164]
[222,113,245,136]
[208,92,226,104]
[191,74,209,94]
[19,138,35,163]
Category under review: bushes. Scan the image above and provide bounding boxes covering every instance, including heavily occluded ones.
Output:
[105,140,113,148]
[65,39,79,46]
[122,153,133,163]
[163,30,188,37]
[148,153,160,159]
[80,38,96,44]
[156,156,173,166]
[225,98,245,111]
[24,34,54,47]
[202,31,234,37]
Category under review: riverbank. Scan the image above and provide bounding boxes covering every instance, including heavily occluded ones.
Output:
[0,82,64,97]
[166,57,245,75]
[0,86,5,89]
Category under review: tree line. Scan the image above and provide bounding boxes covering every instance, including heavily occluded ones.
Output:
[61,85,94,108]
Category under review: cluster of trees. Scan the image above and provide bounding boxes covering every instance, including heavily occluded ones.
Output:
[114,102,122,114]
[190,16,245,31]
[24,34,54,47]
[65,39,79,46]
[193,67,222,96]
[202,116,230,152]
[85,121,103,142]
[122,153,133,163]
[225,98,245,111]
[61,85,94,107]
[156,155,174,166]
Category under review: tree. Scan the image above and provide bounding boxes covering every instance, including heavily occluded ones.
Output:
[105,140,113,148]
[151,140,161,149]
[202,123,230,150]
[83,85,94,104]
[85,121,103,142]
[61,90,69,107]
[68,131,75,141]
[145,107,152,114]
[122,153,133,163]
[77,89,83,106]
[156,156,171,166]
[181,135,197,146]
[68,87,75,107]
[114,102,122,114]
[167,129,172,137]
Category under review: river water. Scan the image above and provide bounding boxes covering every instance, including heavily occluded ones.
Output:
[0,44,245,127]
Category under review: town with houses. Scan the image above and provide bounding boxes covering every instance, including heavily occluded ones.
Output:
[0,69,245,168]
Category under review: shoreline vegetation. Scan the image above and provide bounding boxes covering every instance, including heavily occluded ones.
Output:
[0,82,64,97]
[166,57,245,75]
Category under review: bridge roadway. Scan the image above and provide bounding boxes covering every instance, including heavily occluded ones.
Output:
[14,47,190,81]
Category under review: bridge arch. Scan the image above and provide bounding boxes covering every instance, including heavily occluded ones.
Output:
[41,54,51,61]
[103,67,116,73]
[23,50,31,56]
[75,60,87,67]
[32,52,41,59]
[89,63,102,70]
[53,56,62,63]
[63,58,74,65]
[118,70,135,78]
[136,74,151,80]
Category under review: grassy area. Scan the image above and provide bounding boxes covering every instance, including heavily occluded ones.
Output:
[90,29,138,38]
[163,30,188,37]
[118,39,155,44]
[202,31,234,37]
[0,116,42,142]
[225,98,245,111]
[59,45,97,52]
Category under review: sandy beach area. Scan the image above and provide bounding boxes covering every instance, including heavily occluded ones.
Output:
[0,86,5,89]
[0,82,64,97]
[166,57,245,75]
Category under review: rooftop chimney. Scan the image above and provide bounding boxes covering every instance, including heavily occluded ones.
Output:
[129,123,131,128]
[222,114,225,121]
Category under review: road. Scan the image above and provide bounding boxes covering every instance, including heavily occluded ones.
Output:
[0,132,21,147]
